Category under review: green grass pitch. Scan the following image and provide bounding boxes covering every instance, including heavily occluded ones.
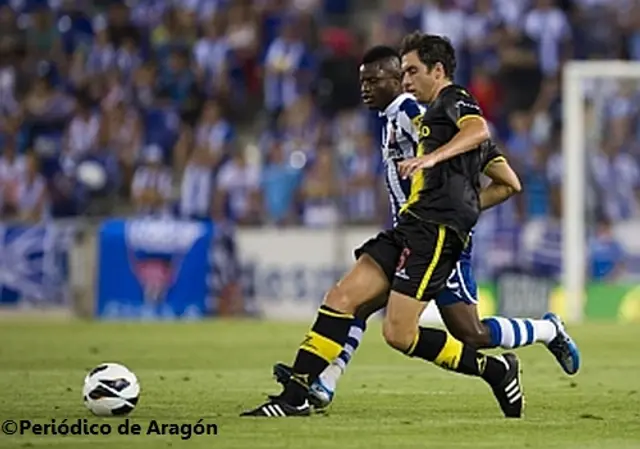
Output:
[1,320,639,449]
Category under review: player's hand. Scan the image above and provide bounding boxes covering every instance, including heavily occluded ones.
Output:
[398,154,438,179]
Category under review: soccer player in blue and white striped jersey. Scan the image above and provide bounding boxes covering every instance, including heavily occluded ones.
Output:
[376,89,425,224]
[268,44,579,414]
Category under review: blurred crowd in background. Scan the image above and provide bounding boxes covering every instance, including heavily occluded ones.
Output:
[1,0,640,281]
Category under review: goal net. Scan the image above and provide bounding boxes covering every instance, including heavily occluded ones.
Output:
[562,61,640,323]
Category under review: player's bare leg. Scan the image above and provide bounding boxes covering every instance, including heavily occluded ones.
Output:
[383,290,524,418]
[321,255,389,313]
[382,291,426,351]
[438,302,494,347]
[241,255,389,417]
[439,302,580,375]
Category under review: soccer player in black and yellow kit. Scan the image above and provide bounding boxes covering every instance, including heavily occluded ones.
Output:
[241,34,524,418]
[271,39,578,414]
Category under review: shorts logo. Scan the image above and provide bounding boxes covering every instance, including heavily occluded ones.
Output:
[395,248,411,280]
[446,269,462,299]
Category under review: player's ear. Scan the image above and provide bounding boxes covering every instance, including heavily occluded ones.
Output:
[433,62,446,79]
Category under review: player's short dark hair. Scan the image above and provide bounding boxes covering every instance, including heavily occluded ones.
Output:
[361,45,400,66]
[399,32,457,78]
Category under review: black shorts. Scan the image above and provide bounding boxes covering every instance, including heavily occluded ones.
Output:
[354,214,464,301]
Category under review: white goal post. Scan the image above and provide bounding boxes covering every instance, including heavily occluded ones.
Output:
[562,60,640,323]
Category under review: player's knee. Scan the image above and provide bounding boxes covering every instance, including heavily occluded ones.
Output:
[450,326,491,349]
[323,285,357,315]
[382,318,415,352]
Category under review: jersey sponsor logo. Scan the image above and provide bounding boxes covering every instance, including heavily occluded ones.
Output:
[389,127,397,145]
[445,269,463,299]
[385,128,404,160]
[455,100,481,112]
[386,149,405,161]
[384,123,414,161]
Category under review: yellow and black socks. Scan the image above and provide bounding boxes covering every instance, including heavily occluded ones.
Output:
[405,327,507,386]
[282,305,354,404]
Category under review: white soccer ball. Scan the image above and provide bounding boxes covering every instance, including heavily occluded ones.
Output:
[83,363,140,416]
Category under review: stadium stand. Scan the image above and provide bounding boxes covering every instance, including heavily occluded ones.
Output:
[1,0,639,283]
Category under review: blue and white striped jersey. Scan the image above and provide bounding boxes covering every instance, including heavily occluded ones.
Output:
[380,93,488,261]
[380,93,425,225]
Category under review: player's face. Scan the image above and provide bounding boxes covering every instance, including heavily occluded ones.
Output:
[359,64,397,110]
[402,51,437,103]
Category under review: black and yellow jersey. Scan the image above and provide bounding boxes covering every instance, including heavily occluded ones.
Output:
[480,142,506,174]
[400,84,491,241]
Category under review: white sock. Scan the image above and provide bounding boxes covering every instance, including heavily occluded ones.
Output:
[317,321,365,390]
[317,364,342,392]
[482,317,557,349]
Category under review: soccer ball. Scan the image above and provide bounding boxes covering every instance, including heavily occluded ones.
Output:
[83,363,140,416]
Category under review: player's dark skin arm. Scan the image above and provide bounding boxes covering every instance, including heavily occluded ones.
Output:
[438,160,521,349]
